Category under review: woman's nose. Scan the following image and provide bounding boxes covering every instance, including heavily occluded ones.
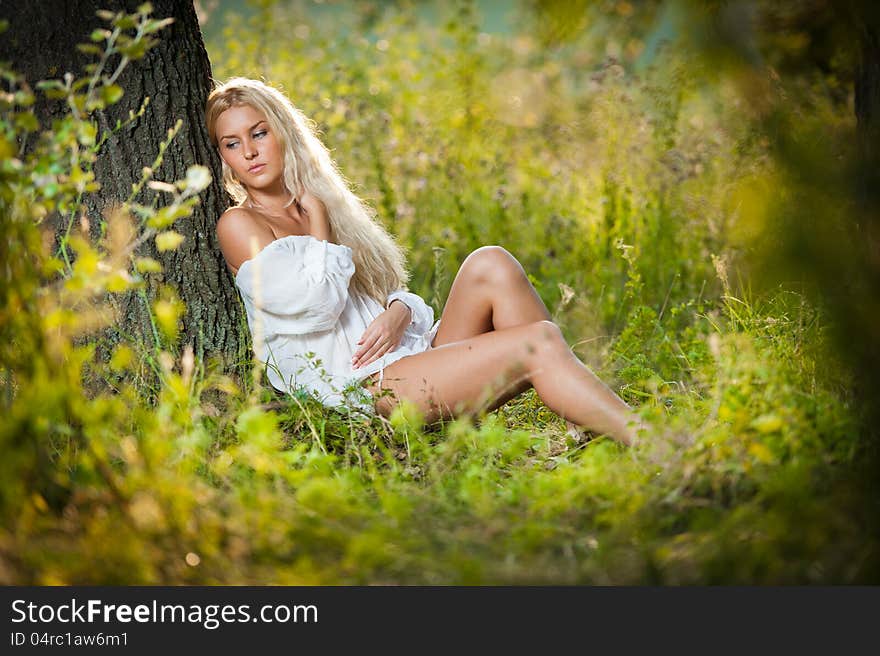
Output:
[244,141,258,159]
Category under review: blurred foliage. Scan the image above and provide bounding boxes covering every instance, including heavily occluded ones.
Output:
[0,0,877,584]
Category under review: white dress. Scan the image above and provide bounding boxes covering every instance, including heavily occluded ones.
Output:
[234,234,441,415]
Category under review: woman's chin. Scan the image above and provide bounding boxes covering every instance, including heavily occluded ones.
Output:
[247,175,282,190]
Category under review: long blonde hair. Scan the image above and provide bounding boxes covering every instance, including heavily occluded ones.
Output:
[205,77,409,303]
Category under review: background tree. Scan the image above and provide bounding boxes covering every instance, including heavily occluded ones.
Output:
[0,0,243,394]
[701,0,880,467]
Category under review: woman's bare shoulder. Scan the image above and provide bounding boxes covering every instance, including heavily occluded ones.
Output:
[216,206,274,276]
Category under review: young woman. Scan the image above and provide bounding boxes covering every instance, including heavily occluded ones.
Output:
[206,77,647,446]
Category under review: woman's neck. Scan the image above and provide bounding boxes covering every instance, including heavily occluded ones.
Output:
[244,183,294,217]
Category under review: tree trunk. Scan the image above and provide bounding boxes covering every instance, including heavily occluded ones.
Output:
[0,0,245,387]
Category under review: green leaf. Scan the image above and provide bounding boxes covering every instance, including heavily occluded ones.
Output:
[76,44,103,55]
[91,28,111,42]
[13,90,35,106]
[41,256,66,277]
[143,17,174,34]
[85,97,106,112]
[76,122,97,146]
[109,344,135,371]
[119,40,148,60]
[0,136,15,160]
[147,204,192,229]
[128,203,152,219]
[101,84,124,105]
[42,88,68,100]
[14,112,39,132]
[153,298,181,339]
[155,230,185,251]
[106,270,134,292]
[70,165,95,190]
[135,257,163,273]
[114,15,137,30]
[35,79,65,91]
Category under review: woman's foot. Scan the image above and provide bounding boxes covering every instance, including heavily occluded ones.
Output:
[564,420,597,444]
[565,417,650,447]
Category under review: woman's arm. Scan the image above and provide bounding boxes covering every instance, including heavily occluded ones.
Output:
[298,191,331,242]
[236,236,356,334]
[385,290,435,334]
[352,291,435,370]
[351,301,412,370]
[216,207,275,276]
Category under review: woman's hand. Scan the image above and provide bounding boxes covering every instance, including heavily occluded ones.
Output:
[298,190,331,241]
[352,301,412,370]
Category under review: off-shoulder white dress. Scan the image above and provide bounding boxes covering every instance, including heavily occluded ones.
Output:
[234,234,441,415]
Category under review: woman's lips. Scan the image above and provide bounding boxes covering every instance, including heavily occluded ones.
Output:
[248,164,266,173]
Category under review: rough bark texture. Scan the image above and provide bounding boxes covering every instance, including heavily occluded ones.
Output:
[0,0,245,381]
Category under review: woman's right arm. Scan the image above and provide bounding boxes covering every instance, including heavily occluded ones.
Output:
[243,235,356,334]
[216,207,270,276]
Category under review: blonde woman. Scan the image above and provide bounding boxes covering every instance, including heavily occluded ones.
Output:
[206,77,646,446]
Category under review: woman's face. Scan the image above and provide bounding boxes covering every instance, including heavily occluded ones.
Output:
[214,104,283,192]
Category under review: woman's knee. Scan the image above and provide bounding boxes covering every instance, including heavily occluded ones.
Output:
[516,320,568,362]
[462,245,525,287]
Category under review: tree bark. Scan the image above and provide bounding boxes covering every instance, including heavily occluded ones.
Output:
[0,0,245,386]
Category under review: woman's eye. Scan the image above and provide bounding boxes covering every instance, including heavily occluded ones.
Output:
[224,141,238,150]
[253,130,267,139]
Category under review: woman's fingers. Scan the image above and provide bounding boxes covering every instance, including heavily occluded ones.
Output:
[354,338,389,369]
[353,332,377,363]
[354,308,407,369]
[355,330,370,348]
[354,331,387,367]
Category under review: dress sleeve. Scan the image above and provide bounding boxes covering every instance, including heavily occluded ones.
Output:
[385,289,435,335]
[236,237,355,334]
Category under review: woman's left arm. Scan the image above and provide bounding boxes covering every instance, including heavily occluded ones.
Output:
[351,300,412,370]
[383,290,435,334]
[352,290,436,369]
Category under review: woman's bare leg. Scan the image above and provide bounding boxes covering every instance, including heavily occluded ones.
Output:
[431,246,551,346]
[364,320,644,446]
[413,246,642,442]
[425,245,552,403]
